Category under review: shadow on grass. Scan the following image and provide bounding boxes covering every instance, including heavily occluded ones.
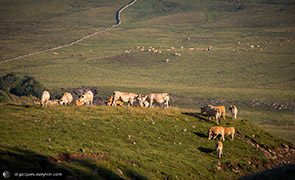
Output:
[198,147,215,153]
[6,103,34,108]
[181,112,208,121]
[0,145,149,180]
[238,164,295,180]
[194,132,208,138]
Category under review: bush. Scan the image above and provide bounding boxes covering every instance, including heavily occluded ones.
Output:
[0,73,44,97]
[0,73,22,93]
[0,90,9,103]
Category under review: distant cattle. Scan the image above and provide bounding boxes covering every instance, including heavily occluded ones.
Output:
[79,91,94,105]
[41,91,50,108]
[106,94,124,106]
[201,105,222,124]
[229,105,238,121]
[59,92,73,105]
[112,91,138,107]
[208,126,225,142]
[73,100,85,106]
[216,141,223,158]
[139,93,169,109]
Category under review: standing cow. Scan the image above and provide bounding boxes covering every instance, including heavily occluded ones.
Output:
[79,91,94,105]
[201,105,222,124]
[139,93,169,109]
[112,91,138,107]
[59,92,73,105]
[229,105,238,120]
[40,91,50,108]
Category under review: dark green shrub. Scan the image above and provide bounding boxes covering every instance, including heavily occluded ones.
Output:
[0,73,22,92]
[0,73,44,97]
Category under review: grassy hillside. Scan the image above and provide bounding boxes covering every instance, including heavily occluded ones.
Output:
[0,104,294,180]
[0,0,294,176]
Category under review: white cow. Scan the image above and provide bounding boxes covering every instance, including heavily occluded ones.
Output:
[79,91,94,105]
[112,91,138,107]
[59,92,73,105]
[229,105,238,120]
[40,91,50,108]
[139,93,169,109]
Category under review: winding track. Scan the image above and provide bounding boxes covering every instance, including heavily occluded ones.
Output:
[0,0,137,64]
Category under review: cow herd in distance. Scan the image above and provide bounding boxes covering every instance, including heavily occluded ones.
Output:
[36,90,239,158]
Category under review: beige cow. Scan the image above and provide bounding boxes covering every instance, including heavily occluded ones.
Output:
[79,91,94,105]
[229,105,238,120]
[139,93,169,109]
[216,141,223,158]
[59,92,73,105]
[201,105,222,124]
[112,91,138,107]
[224,127,235,141]
[41,91,50,108]
[45,100,60,106]
[208,126,225,142]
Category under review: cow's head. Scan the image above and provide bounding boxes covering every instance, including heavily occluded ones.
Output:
[229,105,233,110]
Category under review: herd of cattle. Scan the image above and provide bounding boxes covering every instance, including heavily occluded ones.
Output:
[36,90,239,158]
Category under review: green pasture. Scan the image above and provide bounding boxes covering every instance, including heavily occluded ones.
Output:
[0,104,291,179]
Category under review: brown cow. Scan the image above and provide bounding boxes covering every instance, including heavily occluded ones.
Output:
[208,126,225,142]
[201,105,222,124]
[73,100,85,106]
[216,141,223,158]
[106,94,124,106]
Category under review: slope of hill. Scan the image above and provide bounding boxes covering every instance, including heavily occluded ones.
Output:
[0,0,294,178]
[0,104,294,180]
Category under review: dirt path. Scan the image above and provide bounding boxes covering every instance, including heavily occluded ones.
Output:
[0,0,137,64]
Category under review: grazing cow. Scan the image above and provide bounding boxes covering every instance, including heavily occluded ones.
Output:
[41,91,50,108]
[201,105,222,124]
[208,126,225,142]
[112,91,138,107]
[229,105,238,120]
[201,105,225,119]
[216,141,223,158]
[139,93,169,109]
[79,91,94,105]
[59,92,73,105]
[73,100,85,106]
[224,127,235,141]
[106,94,124,106]
[45,100,60,106]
